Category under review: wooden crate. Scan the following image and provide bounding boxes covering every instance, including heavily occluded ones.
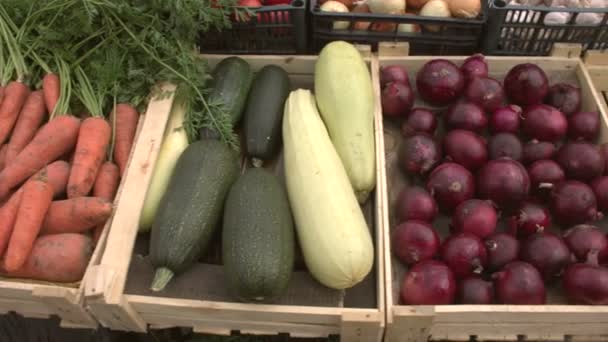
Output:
[83,51,386,340]
[378,51,608,341]
[0,84,176,329]
[585,50,608,117]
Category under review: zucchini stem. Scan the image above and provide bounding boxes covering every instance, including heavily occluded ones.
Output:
[150,267,174,292]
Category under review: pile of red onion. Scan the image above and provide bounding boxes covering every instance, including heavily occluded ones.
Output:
[387,56,608,306]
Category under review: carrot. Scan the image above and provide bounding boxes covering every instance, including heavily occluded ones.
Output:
[67,117,111,198]
[112,104,139,175]
[0,160,70,258]
[42,73,60,114]
[92,161,120,243]
[40,197,112,235]
[0,144,7,172]
[0,85,4,104]
[0,81,30,145]
[0,115,80,198]
[3,170,54,272]
[5,90,47,164]
[1,233,92,283]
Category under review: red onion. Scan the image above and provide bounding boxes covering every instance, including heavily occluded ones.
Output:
[395,187,438,223]
[522,104,568,142]
[461,54,488,84]
[563,224,607,262]
[416,59,465,106]
[465,77,505,113]
[545,83,582,116]
[400,260,456,305]
[401,108,437,136]
[427,163,475,212]
[551,180,601,226]
[490,105,522,134]
[493,261,546,304]
[528,159,565,196]
[450,199,497,239]
[458,276,494,304]
[556,142,605,182]
[485,233,520,271]
[443,130,488,171]
[399,134,441,176]
[563,250,608,305]
[508,201,551,238]
[477,158,530,211]
[522,140,556,165]
[488,133,523,161]
[568,111,600,141]
[444,101,487,133]
[441,233,488,279]
[600,143,608,175]
[382,82,414,118]
[381,65,410,88]
[504,63,549,106]
[520,232,571,280]
[592,177,608,212]
[392,221,440,265]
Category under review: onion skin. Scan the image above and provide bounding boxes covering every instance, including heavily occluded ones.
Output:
[508,201,551,238]
[416,59,465,106]
[477,158,530,211]
[494,261,546,304]
[450,199,497,239]
[504,63,549,106]
[568,111,600,142]
[448,0,481,19]
[551,180,601,226]
[520,232,571,280]
[465,77,505,113]
[528,159,565,197]
[490,105,522,134]
[460,54,488,84]
[400,260,456,305]
[485,233,520,271]
[562,251,608,305]
[382,82,415,118]
[488,133,523,161]
[381,65,410,88]
[563,225,607,262]
[401,108,437,136]
[522,140,556,165]
[395,186,438,223]
[441,233,488,279]
[458,276,494,304]
[392,221,440,265]
[444,101,487,133]
[545,83,582,116]
[592,177,608,212]
[443,130,488,171]
[400,134,442,176]
[556,142,605,182]
[426,162,475,212]
[522,104,568,142]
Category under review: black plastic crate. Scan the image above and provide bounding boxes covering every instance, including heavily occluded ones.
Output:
[199,0,308,54]
[483,0,608,56]
[309,0,487,55]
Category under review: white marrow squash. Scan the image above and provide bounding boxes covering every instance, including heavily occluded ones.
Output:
[315,41,376,203]
[139,96,189,232]
[282,89,374,290]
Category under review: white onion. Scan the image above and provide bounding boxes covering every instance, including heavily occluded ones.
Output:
[419,0,451,31]
[398,23,422,32]
[448,0,481,18]
[320,1,350,30]
[368,0,406,14]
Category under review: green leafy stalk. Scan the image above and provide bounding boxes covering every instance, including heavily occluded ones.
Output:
[74,66,104,117]
[51,58,71,118]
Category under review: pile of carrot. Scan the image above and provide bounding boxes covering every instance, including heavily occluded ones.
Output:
[0,69,140,283]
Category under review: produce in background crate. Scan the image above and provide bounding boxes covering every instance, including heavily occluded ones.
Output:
[283,89,374,290]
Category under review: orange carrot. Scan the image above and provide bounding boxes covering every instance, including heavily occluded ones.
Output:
[112,104,139,175]
[0,85,4,104]
[0,144,7,172]
[67,117,111,198]
[0,143,71,258]
[5,90,47,163]
[92,161,120,243]
[40,197,113,235]
[0,115,80,198]
[3,170,54,271]
[1,233,92,283]
[0,81,30,145]
[42,73,60,114]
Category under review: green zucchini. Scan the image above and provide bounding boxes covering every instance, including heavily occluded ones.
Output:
[222,168,294,302]
[209,57,253,126]
[149,139,240,291]
[243,65,291,167]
